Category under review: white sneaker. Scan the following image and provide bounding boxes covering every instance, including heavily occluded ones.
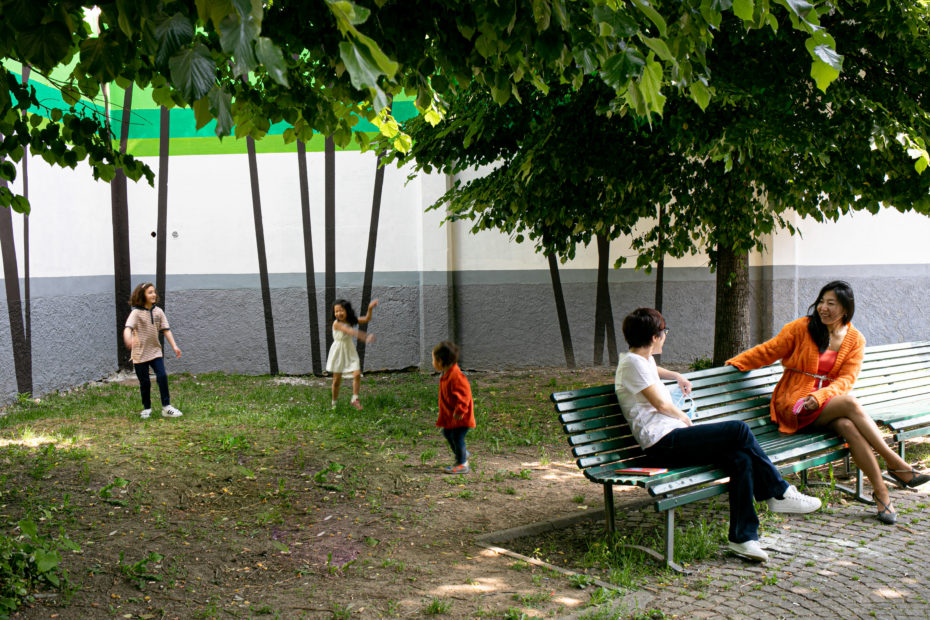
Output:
[766,484,822,514]
[728,540,769,562]
[140,408,152,419]
[161,405,183,418]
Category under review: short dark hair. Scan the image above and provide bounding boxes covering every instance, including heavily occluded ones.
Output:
[432,341,460,367]
[129,282,157,307]
[621,308,666,348]
[806,280,855,352]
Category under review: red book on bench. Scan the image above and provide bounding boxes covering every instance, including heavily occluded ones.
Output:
[615,467,668,476]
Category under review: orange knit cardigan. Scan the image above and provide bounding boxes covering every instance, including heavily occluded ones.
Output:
[726,317,865,433]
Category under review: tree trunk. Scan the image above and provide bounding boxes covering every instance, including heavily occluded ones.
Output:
[246,136,279,375]
[547,253,575,368]
[653,205,665,365]
[109,84,133,371]
[324,136,336,356]
[593,234,618,366]
[297,140,323,374]
[357,152,385,370]
[713,244,751,365]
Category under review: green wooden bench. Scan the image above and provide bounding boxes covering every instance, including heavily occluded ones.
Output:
[552,340,930,571]
[853,341,930,461]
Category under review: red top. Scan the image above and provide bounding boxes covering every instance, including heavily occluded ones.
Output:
[817,350,838,385]
[436,364,476,429]
[795,349,839,429]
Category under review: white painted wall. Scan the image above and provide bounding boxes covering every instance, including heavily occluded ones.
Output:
[9,151,930,280]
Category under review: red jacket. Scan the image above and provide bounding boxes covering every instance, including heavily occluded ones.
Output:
[436,364,476,429]
[726,317,865,433]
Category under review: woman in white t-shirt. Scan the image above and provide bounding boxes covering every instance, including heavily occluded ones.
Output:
[615,308,822,563]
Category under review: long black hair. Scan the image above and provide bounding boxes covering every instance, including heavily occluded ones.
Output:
[806,281,855,352]
[333,299,359,326]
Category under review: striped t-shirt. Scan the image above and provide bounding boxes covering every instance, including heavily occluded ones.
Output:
[125,306,170,363]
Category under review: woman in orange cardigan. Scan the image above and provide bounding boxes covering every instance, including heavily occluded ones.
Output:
[727,281,928,524]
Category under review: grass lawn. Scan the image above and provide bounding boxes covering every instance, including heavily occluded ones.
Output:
[0,368,635,619]
[2,369,927,619]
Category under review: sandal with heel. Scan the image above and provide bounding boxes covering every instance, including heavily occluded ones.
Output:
[873,493,897,525]
[887,468,930,489]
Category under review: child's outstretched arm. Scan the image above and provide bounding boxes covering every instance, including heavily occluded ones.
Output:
[122,327,135,351]
[163,329,182,358]
[358,299,379,325]
[334,321,375,344]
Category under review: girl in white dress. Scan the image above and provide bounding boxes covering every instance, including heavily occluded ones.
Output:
[326,298,378,409]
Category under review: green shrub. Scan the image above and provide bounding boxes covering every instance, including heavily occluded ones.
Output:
[1,519,78,614]
[689,356,714,371]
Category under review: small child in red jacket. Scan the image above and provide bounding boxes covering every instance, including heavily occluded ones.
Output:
[432,341,476,474]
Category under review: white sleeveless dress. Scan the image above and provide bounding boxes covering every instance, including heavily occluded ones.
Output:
[326,324,360,373]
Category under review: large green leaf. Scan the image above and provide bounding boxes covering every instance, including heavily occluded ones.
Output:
[531,0,551,31]
[638,58,666,114]
[192,96,212,130]
[33,548,60,574]
[208,85,234,136]
[154,12,195,67]
[689,79,711,110]
[642,36,674,63]
[593,5,639,38]
[632,0,667,38]
[327,0,371,26]
[196,0,236,28]
[16,23,73,72]
[255,37,289,86]
[219,0,260,76]
[339,41,384,92]
[732,0,755,21]
[169,44,216,101]
[599,45,645,91]
[78,38,121,83]
[338,41,390,111]
[326,0,397,78]
[3,0,44,30]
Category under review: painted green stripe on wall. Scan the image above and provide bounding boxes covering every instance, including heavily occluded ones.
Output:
[8,65,418,145]
[126,132,374,156]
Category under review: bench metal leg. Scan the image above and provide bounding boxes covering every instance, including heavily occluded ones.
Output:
[800,465,873,504]
[601,485,687,573]
[603,484,615,537]
[899,439,906,460]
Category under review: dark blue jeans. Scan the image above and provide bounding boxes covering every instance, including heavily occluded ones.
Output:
[134,357,170,409]
[441,427,470,465]
[644,420,788,544]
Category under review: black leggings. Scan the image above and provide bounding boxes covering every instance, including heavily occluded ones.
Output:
[134,357,170,409]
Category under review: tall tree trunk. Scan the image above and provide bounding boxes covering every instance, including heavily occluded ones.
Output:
[548,253,575,368]
[713,244,751,365]
[156,106,169,310]
[357,152,385,370]
[593,234,618,366]
[0,175,32,395]
[21,66,31,350]
[246,136,279,375]
[108,84,133,371]
[155,106,169,350]
[654,205,664,313]
[324,137,336,356]
[653,204,665,364]
[297,140,322,374]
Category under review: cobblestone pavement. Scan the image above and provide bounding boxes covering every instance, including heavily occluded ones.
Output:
[599,486,930,619]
